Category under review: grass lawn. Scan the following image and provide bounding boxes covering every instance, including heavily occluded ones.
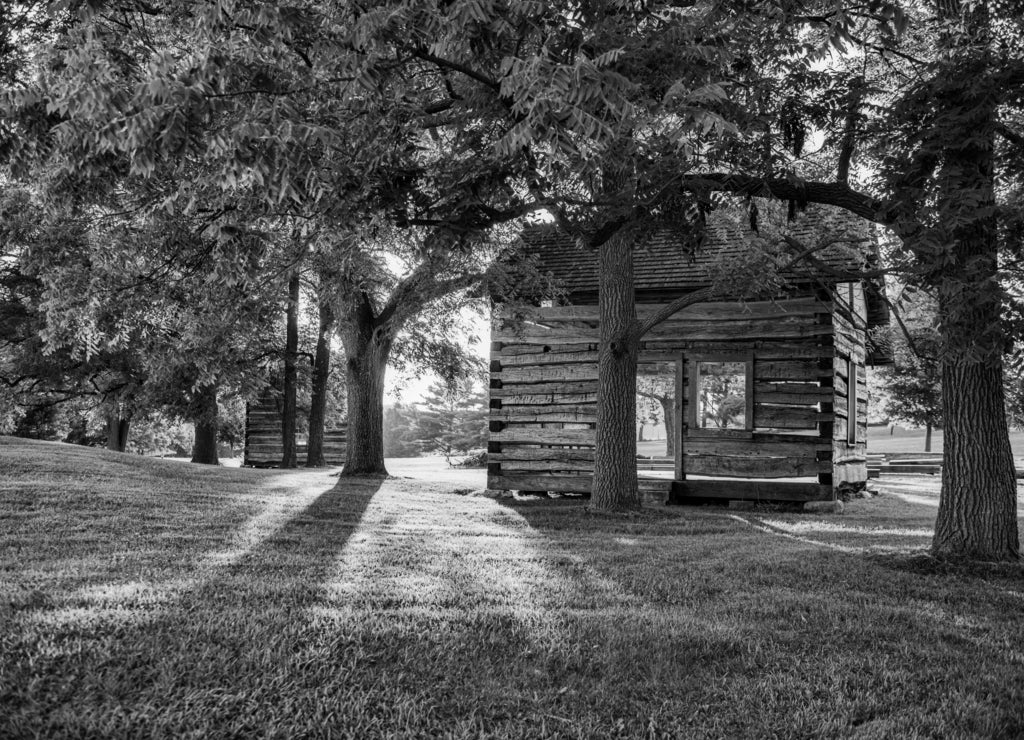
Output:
[2,437,1024,738]
[867,425,1024,458]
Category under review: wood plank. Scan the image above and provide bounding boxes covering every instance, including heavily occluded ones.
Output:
[644,341,832,360]
[755,361,833,381]
[685,438,831,456]
[757,388,831,405]
[491,429,596,446]
[671,480,833,502]
[497,350,599,367]
[496,365,600,384]
[491,381,599,397]
[496,392,599,406]
[755,382,826,395]
[498,342,597,356]
[755,405,829,429]
[497,317,832,344]
[683,454,830,478]
[490,449,596,463]
[488,474,592,493]
[524,298,828,322]
[496,348,676,370]
[688,430,823,445]
[494,322,598,343]
[497,460,595,472]
[492,409,598,424]
[645,321,833,343]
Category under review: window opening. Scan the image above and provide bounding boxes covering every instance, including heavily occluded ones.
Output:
[635,361,677,478]
[695,361,747,430]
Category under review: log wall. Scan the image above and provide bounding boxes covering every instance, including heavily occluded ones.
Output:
[244,391,347,467]
[831,282,870,489]
[488,292,867,500]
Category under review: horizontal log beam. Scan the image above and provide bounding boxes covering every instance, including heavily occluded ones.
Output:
[684,454,830,478]
[672,480,833,502]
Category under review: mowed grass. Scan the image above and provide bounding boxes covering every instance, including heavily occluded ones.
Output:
[867,425,1024,458]
[2,437,1024,738]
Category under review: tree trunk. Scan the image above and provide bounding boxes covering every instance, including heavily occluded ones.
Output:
[929,13,1018,559]
[340,303,391,476]
[306,298,334,467]
[933,362,1018,560]
[281,272,300,468]
[106,413,130,452]
[924,423,932,453]
[592,234,641,510]
[191,385,219,465]
[661,397,674,458]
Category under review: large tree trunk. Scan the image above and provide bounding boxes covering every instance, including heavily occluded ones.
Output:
[340,303,391,476]
[929,10,1018,560]
[306,298,334,467]
[105,412,130,452]
[281,272,300,468]
[592,234,641,510]
[191,385,219,465]
[934,361,1017,559]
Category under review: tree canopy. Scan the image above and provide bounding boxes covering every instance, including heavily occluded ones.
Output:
[2,0,1022,560]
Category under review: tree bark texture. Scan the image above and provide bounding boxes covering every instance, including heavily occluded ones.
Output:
[592,234,641,510]
[281,272,300,468]
[306,298,334,467]
[191,385,219,465]
[934,361,1018,559]
[340,303,391,476]
[106,413,130,452]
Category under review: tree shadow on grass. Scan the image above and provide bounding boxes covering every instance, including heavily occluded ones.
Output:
[1,475,382,738]
[489,494,1024,737]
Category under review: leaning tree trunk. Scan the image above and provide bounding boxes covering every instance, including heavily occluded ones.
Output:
[191,384,219,465]
[660,396,674,458]
[340,310,392,476]
[306,299,334,467]
[106,412,131,452]
[281,272,300,468]
[592,234,641,510]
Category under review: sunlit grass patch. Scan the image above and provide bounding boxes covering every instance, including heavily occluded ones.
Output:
[2,436,1024,737]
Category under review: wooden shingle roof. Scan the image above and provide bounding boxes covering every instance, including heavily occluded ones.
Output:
[518,203,891,336]
[520,204,870,293]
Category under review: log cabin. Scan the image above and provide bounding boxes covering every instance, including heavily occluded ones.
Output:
[487,204,891,504]
[243,384,347,467]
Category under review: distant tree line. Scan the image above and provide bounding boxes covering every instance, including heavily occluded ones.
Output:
[384,380,488,464]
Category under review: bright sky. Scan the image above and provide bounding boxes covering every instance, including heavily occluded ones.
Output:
[383,306,491,405]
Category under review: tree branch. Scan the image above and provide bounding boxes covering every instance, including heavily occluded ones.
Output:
[681,174,895,225]
[410,47,500,91]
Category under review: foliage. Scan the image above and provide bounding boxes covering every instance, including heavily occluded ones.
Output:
[878,327,943,432]
[383,402,425,458]
[124,413,194,457]
[696,362,747,430]
[414,379,488,465]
